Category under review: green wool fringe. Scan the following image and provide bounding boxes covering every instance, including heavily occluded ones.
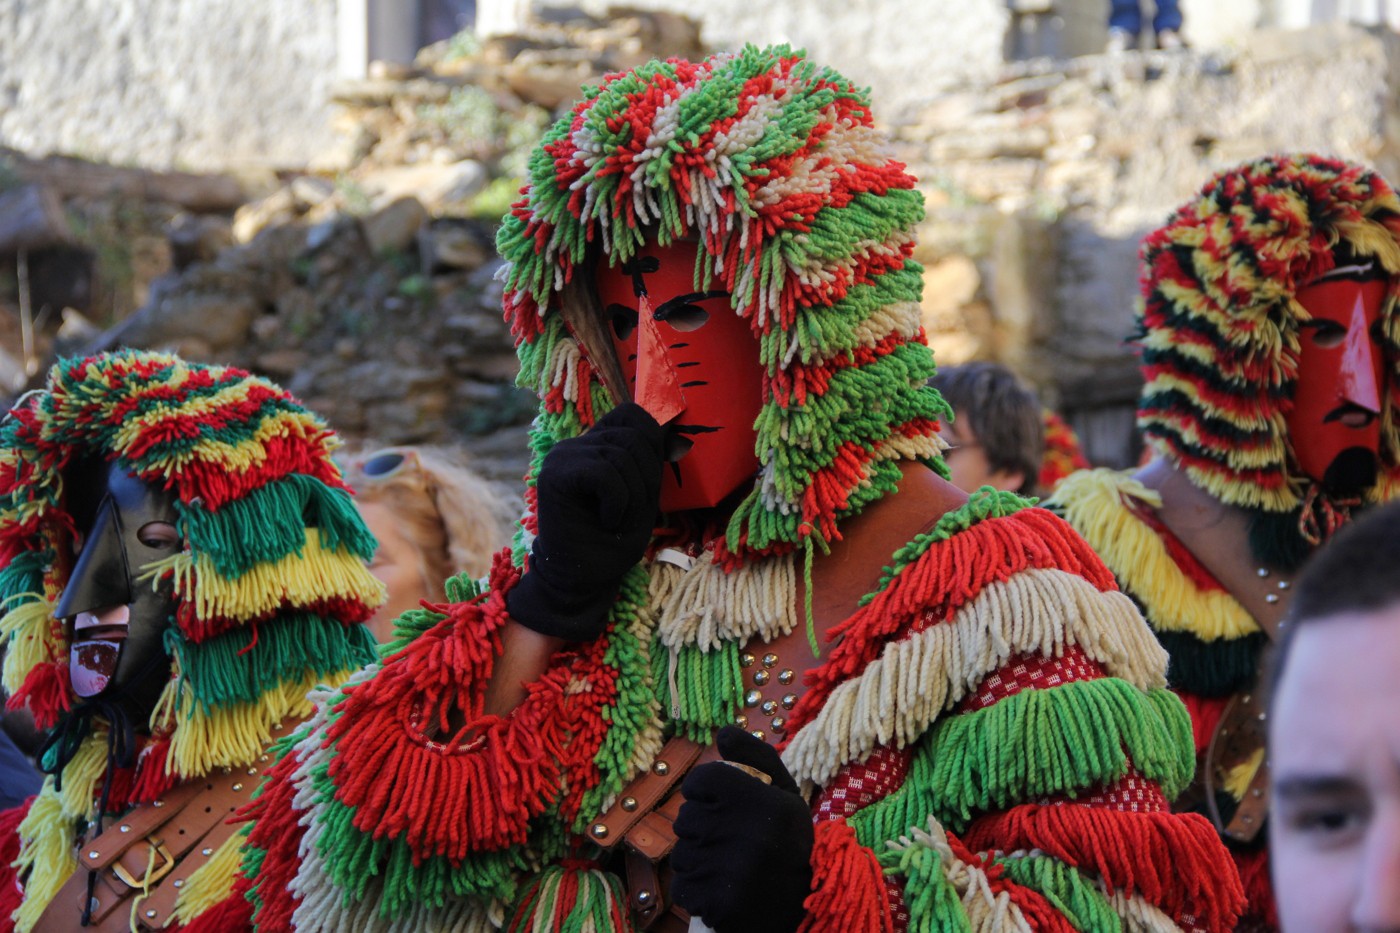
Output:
[506,864,628,933]
[765,262,924,369]
[312,767,541,914]
[168,613,378,713]
[878,832,972,933]
[0,550,47,609]
[576,564,660,832]
[862,487,1031,607]
[178,474,376,579]
[657,639,744,742]
[996,855,1123,933]
[849,679,1194,841]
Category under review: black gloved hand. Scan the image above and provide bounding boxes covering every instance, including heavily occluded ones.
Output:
[505,402,664,641]
[671,726,815,933]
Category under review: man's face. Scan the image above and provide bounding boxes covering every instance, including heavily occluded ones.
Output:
[1287,263,1389,496]
[1271,607,1400,932]
[940,408,1025,495]
[56,463,180,720]
[596,240,763,512]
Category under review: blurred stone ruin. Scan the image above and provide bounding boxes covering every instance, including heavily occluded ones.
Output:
[3,10,1400,474]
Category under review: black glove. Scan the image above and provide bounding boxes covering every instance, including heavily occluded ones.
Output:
[671,726,815,933]
[505,403,663,641]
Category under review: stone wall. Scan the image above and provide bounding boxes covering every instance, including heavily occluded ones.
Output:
[896,22,1400,465]
[0,0,341,171]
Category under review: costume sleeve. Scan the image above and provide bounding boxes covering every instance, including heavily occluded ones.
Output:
[783,491,1246,933]
[239,550,659,930]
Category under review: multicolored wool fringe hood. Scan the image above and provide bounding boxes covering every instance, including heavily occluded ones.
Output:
[235,47,1244,933]
[0,350,382,931]
[497,43,947,559]
[1135,152,1400,513]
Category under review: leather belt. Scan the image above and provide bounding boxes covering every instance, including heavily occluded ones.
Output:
[38,721,297,931]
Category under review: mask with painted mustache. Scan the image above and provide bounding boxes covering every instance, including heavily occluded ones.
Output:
[598,240,764,512]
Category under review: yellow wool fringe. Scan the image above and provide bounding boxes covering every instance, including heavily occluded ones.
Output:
[783,567,1166,789]
[12,790,75,933]
[143,528,385,622]
[170,671,334,776]
[654,550,796,651]
[171,832,242,925]
[891,818,1033,933]
[1223,747,1266,801]
[0,600,61,697]
[1049,469,1260,642]
[1102,887,1184,933]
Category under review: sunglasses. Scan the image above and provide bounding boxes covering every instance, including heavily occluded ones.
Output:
[347,448,429,490]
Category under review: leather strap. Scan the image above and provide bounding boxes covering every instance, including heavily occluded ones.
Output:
[592,738,708,849]
[1134,459,1279,842]
[38,721,297,931]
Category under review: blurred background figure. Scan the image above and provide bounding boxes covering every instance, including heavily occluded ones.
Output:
[1037,407,1093,496]
[344,445,519,640]
[1269,499,1400,933]
[932,361,1044,497]
[1107,0,1184,51]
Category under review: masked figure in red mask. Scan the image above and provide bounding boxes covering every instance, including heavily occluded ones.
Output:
[236,46,1243,933]
[1051,153,1400,931]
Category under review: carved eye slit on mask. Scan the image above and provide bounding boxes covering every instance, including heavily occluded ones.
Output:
[56,462,181,719]
[1287,257,1392,494]
[596,240,766,512]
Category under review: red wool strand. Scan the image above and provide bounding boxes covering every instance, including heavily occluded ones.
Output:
[797,819,895,933]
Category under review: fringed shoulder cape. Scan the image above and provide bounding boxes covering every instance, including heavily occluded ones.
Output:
[235,488,1243,933]
[1050,468,1277,929]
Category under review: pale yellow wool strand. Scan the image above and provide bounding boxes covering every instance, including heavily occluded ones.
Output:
[1048,469,1261,641]
[783,567,1163,789]
[171,832,243,925]
[1102,888,1186,933]
[145,528,385,622]
[169,672,327,776]
[12,790,75,933]
[0,600,59,696]
[654,549,796,652]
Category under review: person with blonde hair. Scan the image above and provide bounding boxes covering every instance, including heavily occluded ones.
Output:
[343,445,519,640]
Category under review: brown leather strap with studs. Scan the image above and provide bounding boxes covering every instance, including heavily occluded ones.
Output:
[38,722,296,931]
[1135,459,1281,842]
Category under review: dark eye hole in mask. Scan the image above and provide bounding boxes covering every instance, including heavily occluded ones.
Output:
[1322,446,1380,499]
[608,304,639,341]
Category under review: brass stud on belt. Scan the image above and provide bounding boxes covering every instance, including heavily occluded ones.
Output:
[734,714,749,728]
[119,824,130,833]
[739,652,756,668]
[771,717,786,732]
[781,693,797,709]
[753,670,770,687]
[88,850,100,860]
[653,760,670,776]
[1265,594,1279,604]
[621,796,638,812]
[750,730,766,741]
[1278,580,1290,590]
[744,690,761,707]
[173,879,184,888]
[201,847,213,857]
[146,909,158,919]
[761,653,778,668]
[590,823,609,839]
[778,669,795,685]
[636,889,654,907]
[248,768,258,775]
[152,800,164,808]
[232,783,243,792]
[761,699,778,716]
[1257,567,1270,578]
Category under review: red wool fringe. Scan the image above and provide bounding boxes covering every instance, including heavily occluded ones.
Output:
[1176,692,1231,756]
[963,803,1245,933]
[324,555,617,860]
[175,882,254,933]
[1233,847,1278,930]
[797,819,895,933]
[0,798,33,933]
[240,739,309,931]
[14,661,71,731]
[945,833,1077,933]
[785,508,1117,742]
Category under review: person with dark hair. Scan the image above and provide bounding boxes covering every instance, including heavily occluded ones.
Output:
[1050,153,1400,929]
[931,361,1044,497]
[1269,499,1400,932]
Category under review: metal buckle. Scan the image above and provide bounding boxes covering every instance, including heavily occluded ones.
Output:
[109,838,175,889]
